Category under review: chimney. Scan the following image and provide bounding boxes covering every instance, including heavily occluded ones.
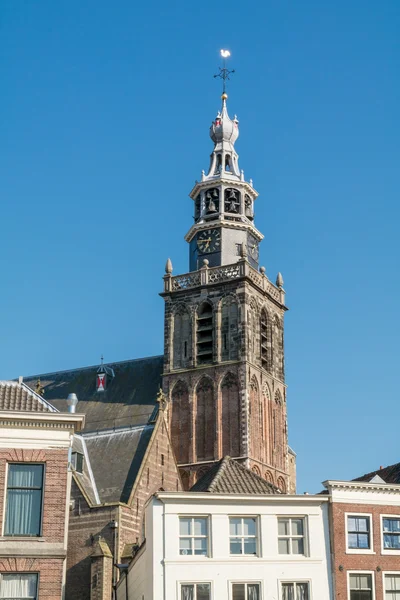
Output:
[18,376,23,384]
[66,393,78,414]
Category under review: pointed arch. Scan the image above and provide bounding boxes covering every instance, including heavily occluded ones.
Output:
[262,382,272,464]
[277,476,286,493]
[260,307,272,372]
[195,377,215,461]
[264,470,274,484]
[249,376,264,463]
[221,372,240,457]
[272,390,285,470]
[252,465,261,476]
[247,298,258,363]
[274,315,284,380]
[221,296,239,361]
[197,301,213,365]
[171,381,190,464]
[173,306,192,369]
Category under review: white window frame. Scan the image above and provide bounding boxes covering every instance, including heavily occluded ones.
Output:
[229,516,259,557]
[347,570,376,600]
[381,515,400,555]
[277,515,308,557]
[279,580,312,600]
[382,571,400,599]
[178,581,212,600]
[345,512,374,554]
[230,581,262,600]
[0,572,39,600]
[178,515,210,558]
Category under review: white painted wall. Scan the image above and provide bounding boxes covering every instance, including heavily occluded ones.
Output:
[120,493,333,600]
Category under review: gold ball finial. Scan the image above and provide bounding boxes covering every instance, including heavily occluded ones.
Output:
[221,92,228,100]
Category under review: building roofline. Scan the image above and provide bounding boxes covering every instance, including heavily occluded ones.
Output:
[323,479,400,493]
[0,410,85,430]
[154,491,329,503]
[21,354,163,380]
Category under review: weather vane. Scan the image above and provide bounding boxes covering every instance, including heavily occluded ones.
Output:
[214,49,235,95]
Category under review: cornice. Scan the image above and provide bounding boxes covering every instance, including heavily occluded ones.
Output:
[323,480,400,494]
[189,178,259,200]
[0,411,85,431]
[185,219,264,244]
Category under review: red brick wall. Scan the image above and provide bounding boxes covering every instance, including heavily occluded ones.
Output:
[0,557,64,600]
[0,448,70,600]
[65,415,182,600]
[332,501,400,599]
[0,448,69,542]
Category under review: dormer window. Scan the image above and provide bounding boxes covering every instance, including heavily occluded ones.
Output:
[71,452,84,474]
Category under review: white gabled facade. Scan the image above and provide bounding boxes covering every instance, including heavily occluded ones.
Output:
[117,492,333,600]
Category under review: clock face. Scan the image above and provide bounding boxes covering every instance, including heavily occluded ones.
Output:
[248,236,259,260]
[197,229,221,254]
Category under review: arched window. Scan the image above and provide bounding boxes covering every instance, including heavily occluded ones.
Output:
[221,297,239,361]
[221,373,240,457]
[273,390,285,470]
[197,302,213,365]
[274,315,284,380]
[260,308,272,372]
[262,383,271,464]
[173,307,192,369]
[171,381,190,464]
[264,471,274,484]
[248,300,258,362]
[277,476,286,493]
[195,377,215,461]
[249,377,264,463]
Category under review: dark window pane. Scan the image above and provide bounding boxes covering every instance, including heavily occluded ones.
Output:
[232,584,245,600]
[197,584,211,600]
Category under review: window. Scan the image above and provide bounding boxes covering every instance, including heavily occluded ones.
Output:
[282,582,309,600]
[383,518,400,549]
[0,573,38,599]
[179,517,208,556]
[229,517,258,555]
[181,583,210,600]
[385,575,400,599]
[278,518,305,555]
[232,583,260,600]
[71,452,84,473]
[349,574,373,600]
[5,464,44,536]
[347,516,371,550]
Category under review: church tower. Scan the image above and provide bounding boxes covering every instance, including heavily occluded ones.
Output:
[162,59,293,493]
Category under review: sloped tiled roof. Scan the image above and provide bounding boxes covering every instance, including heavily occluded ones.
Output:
[191,457,280,495]
[74,424,155,504]
[0,381,57,413]
[23,355,163,432]
[353,462,400,485]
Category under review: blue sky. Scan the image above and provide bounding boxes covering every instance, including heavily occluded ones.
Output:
[1,1,399,492]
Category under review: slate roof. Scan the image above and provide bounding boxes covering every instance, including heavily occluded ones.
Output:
[191,457,281,495]
[73,424,155,504]
[23,355,163,432]
[0,381,57,413]
[353,462,400,485]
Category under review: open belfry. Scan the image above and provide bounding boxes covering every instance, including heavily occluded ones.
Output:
[162,57,295,493]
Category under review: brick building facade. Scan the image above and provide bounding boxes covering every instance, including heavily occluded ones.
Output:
[324,478,400,600]
[0,380,83,599]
